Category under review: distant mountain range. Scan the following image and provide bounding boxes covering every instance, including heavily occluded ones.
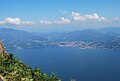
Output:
[43,27,120,42]
[0,28,34,40]
[0,28,46,50]
[60,27,120,42]
[0,27,120,50]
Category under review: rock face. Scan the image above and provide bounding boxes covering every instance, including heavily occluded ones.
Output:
[0,41,7,55]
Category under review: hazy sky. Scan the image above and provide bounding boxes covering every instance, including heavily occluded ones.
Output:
[0,0,120,32]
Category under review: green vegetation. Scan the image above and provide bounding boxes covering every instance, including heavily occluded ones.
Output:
[0,53,61,81]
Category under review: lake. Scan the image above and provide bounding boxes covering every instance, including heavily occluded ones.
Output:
[10,47,120,81]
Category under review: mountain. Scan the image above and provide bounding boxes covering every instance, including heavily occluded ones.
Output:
[0,28,35,40]
[1,27,120,41]
[1,27,120,50]
[51,27,120,42]
[98,27,120,37]
[0,28,47,50]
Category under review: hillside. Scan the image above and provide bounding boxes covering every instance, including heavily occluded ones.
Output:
[0,41,61,81]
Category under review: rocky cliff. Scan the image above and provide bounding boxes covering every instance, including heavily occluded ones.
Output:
[0,41,7,55]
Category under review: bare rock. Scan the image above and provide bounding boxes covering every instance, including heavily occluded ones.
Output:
[0,41,7,55]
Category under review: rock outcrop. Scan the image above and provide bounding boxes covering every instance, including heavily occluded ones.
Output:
[0,41,7,56]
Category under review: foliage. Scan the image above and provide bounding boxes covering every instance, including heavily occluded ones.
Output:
[0,53,61,81]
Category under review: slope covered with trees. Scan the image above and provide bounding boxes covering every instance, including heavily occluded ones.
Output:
[0,41,61,81]
[0,53,61,81]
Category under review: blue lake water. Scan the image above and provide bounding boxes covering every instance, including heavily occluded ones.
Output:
[11,47,120,81]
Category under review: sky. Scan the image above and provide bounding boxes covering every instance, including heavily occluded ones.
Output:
[0,0,120,32]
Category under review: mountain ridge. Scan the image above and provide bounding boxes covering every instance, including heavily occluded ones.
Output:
[1,27,120,50]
